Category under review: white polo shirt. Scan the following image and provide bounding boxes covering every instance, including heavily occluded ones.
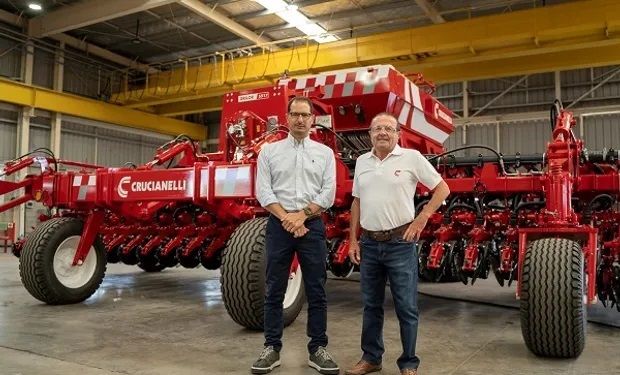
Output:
[352,145,442,231]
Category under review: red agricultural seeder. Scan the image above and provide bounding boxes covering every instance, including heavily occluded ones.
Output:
[1,65,618,359]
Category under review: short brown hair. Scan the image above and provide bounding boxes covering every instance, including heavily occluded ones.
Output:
[287,96,314,113]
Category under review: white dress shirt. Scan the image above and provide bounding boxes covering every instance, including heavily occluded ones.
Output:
[256,134,336,211]
[352,145,442,231]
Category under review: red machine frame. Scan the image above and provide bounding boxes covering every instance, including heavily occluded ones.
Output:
[1,65,619,360]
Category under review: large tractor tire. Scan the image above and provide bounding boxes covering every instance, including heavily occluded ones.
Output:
[221,217,305,330]
[520,238,585,358]
[19,218,107,304]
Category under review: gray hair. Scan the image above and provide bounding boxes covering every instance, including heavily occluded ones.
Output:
[370,112,400,130]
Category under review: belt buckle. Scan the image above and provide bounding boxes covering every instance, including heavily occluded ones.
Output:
[374,230,391,242]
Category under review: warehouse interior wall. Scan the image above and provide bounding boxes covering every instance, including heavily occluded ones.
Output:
[2,21,620,234]
[0,29,172,233]
[0,103,170,232]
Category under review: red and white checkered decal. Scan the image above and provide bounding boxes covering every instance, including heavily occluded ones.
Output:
[214,165,252,198]
[280,65,392,99]
[280,64,452,145]
[72,174,97,201]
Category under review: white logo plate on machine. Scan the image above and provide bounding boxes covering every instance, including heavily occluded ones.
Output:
[315,115,332,128]
[238,92,270,102]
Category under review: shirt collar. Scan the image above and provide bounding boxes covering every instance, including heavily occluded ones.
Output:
[368,144,403,159]
[287,133,309,148]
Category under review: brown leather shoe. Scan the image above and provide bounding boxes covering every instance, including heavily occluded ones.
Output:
[344,360,382,375]
[400,369,418,375]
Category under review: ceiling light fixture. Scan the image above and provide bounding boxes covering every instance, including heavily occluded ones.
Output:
[28,3,42,11]
[254,0,338,43]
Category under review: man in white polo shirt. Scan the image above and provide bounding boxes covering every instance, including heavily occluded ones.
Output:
[345,112,450,375]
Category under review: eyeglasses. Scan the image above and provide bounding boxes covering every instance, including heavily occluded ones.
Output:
[288,112,313,119]
[370,126,398,133]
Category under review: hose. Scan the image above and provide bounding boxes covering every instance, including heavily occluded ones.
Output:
[427,145,507,176]
[550,99,563,132]
[313,124,365,157]
[588,194,615,211]
[10,147,58,172]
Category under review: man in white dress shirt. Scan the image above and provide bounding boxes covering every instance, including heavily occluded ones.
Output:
[345,113,450,375]
[252,96,339,375]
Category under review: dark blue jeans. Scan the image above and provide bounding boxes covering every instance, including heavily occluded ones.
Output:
[359,235,420,371]
[263,215,328,354]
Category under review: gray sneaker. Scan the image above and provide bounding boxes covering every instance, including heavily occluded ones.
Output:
[251,346,280,374]
[308,346,340,375]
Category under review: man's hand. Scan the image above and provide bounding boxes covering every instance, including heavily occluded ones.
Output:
[348,240,361,265]
[402,180,449,242]
[282,211,306,233]
[293,225,309,238]
[403,212,430,242]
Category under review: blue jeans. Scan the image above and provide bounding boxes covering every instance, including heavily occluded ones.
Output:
[263,215,328,354]
[359,235,420,370]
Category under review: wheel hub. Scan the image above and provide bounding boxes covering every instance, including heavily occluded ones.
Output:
[283,266,303,309]
[53,236,97,289]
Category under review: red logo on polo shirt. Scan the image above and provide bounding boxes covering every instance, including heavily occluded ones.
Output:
[394,170,402,177]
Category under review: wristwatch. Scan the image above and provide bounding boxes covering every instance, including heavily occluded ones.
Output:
[303,207,313,217]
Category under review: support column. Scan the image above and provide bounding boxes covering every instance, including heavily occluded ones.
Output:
[554,71,561,102]
[496,122,501,152]
[462,81,469,118]
[461,125,467,147]
[15,41,34,237]
[94,129,99,165]
[50,42,65,155]
[462,81,468,152]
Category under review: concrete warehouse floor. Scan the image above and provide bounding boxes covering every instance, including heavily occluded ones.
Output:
[1,254,619,375]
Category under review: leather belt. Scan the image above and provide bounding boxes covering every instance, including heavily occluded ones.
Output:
[362,222,411,242]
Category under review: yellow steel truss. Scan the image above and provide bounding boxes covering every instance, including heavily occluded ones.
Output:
[116,0,620,115]
[0,78,205,140]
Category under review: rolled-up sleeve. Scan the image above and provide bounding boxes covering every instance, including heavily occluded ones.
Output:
[255,146,278,207]
[311,150,336,209]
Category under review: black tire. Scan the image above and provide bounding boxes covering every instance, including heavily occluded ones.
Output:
[220,217,305,330]
[137,262,166,272]
[443,240,462,282]
[417,240,431,281]
[19,218,107,305]
[137,248,166,272]
[520,238,585,358]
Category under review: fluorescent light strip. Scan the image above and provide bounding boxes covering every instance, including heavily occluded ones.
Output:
[254,0,338,43]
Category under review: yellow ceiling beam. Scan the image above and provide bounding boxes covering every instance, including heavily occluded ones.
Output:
[154,96,222,116]
[155,42,620,115]
[116,0,620,111]
[122,80,274,109]
[399,42,620,83]
[0,78,205,140]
